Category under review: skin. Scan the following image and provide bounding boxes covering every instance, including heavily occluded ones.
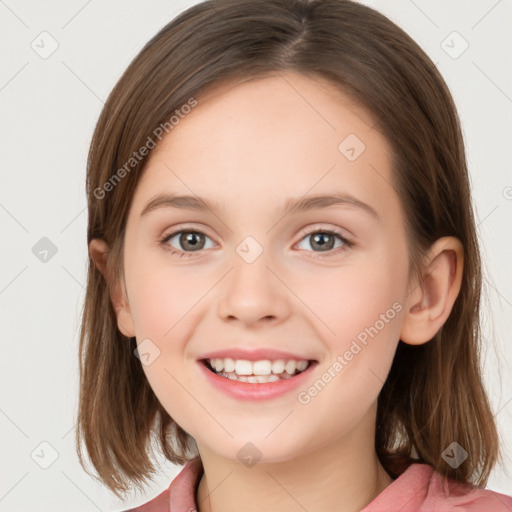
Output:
[90,71,463,512]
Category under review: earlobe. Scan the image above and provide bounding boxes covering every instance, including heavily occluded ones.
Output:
[89,238,136,338]
[400,236,464,345]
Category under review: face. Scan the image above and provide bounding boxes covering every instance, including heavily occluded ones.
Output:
[118,71,412,463]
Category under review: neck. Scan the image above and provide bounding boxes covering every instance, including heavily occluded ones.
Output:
[196,409,393,512]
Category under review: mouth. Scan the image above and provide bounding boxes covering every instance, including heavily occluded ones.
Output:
[201,357,315,384]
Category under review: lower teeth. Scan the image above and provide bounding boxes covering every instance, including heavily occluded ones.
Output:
[216,370,300,383]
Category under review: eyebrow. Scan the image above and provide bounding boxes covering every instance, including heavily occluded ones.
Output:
[140,193,379,218]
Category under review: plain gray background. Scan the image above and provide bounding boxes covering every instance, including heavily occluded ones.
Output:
[1,0,511,510]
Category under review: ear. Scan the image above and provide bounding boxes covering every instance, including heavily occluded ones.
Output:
[400,236,464,345]
[89,238,136,338]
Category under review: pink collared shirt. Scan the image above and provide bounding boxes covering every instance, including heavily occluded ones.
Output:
[125,457,512,512]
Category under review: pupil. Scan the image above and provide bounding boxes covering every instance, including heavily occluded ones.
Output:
[312,233,333,251]
[182,232,203,251]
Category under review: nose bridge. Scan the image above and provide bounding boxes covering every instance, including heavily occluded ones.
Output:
[217,234,290,324]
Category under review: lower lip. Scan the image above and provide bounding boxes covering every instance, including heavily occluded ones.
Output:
[198,361,316,401]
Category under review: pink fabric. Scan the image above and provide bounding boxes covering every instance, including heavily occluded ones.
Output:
[361,463,512,511]
[126,456,512,512]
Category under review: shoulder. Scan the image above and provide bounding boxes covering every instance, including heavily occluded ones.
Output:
[426,471,512,512]
[121,457,203,512]
[122,487,170,512]
[456,487,512,511]
[364,462,512,512]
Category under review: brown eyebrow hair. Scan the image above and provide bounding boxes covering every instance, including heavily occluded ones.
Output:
[140,193,379,218]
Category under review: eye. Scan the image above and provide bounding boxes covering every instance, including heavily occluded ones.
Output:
[160,229,215,257]
[159,226,353,259]
[296,227,353,258]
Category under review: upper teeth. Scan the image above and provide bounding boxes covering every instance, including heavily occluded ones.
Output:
[208,358,309,376]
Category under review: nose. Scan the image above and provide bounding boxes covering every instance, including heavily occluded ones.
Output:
[217,248,292,327]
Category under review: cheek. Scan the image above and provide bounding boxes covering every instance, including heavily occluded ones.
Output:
[125,257,214,394]
[292,249,408,404]
[303,251,408,406]
[294,251,408,345]
[127,254,207,339]
[127,262,204,425]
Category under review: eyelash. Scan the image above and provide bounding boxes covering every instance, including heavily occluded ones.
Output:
[159,226,354,260]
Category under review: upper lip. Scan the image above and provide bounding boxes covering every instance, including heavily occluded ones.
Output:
[198,348,316,362]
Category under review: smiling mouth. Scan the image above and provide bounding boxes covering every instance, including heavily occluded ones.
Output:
[202,357,315,383]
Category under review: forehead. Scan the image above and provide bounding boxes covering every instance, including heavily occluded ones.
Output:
[187,70,377,124]
[152,71,381,156]
[131,71,396,219]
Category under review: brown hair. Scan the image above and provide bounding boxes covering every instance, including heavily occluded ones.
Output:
[77,0,500,497]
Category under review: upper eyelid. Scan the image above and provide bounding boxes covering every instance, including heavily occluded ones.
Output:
[162,225,217,243]
[162,224,352,246]
[162,228,351,263]
[162,223,351,236]
[300,225,352,238]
